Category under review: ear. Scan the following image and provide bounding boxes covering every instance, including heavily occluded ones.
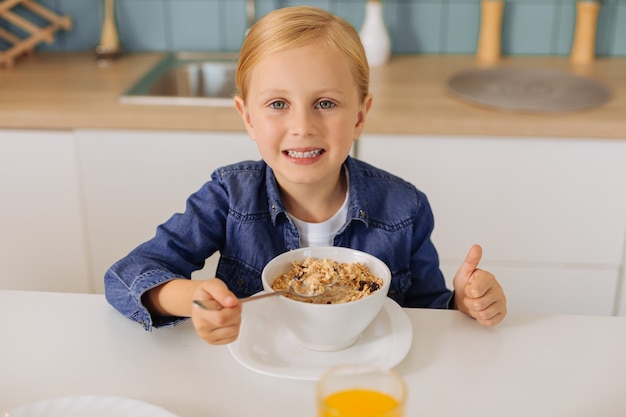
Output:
[353,94,373,140]
[234,96,256,140]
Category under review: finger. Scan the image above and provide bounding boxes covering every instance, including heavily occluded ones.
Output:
[210,286,239,309]
[196,278,240,309]
[198,323,241,345]
[463,285,498,312]
[475,306,507,327]
[464,287,507,326]
[464,269,494,299]
[461,244,483,275]
[191,278,244,344]
[193,299,223,311]
[211,335,239,345]
[192,308,242,342]
[453,244,483,289]
[201,315,241,339]
[464,272,504,307]
[193,302,241,326]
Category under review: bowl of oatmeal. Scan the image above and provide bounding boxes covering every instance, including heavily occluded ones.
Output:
[261,247,391,351]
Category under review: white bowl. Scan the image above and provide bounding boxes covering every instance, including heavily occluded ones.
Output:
[261,247,391,351]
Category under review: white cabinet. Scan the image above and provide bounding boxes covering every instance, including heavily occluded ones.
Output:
[0,130,90,292]
[357,135,626,316]
[75,130,260,293]
[4,128,626,317]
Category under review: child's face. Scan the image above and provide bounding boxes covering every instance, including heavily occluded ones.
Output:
[235,41,372,193]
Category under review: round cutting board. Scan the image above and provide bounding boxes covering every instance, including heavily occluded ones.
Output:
[446,67,611,113]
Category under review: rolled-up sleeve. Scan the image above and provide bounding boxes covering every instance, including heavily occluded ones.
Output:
[104,175,229,330]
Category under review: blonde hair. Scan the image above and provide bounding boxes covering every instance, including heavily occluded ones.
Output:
[236,6,370,103]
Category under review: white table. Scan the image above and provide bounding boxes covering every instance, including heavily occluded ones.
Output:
[1,290,626,416]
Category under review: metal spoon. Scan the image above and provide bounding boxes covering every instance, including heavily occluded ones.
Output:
[192,278,337,310]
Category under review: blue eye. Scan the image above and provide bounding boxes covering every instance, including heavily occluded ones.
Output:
[269,101,287,110]
[316,100,335,109]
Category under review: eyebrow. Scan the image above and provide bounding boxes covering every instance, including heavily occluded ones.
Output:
[257,87,348,98]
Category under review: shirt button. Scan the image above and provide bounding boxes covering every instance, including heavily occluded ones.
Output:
[389,290,397,298]
[237,278,245,287]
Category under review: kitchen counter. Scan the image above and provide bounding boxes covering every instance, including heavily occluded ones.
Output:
[1,52,625,138]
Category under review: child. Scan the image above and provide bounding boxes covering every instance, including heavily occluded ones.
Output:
[105,6,507,345]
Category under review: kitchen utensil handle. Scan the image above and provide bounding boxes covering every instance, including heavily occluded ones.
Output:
[570,0,600,65]
[239,291,286,303]
[98,0,120,52]
[476,0,505,64]
[193,291,285,311]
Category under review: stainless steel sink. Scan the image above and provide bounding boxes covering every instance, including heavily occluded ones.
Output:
[120,52,239,106]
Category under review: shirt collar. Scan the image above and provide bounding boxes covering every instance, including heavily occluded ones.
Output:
[265,164,286,225]
[344,156,369,227]
[264,156,369,227]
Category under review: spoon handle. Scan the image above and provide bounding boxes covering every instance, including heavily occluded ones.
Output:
[192,291,287,310]
[239,291,287,303]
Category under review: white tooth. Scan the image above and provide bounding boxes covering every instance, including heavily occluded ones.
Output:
[287,150,321,158]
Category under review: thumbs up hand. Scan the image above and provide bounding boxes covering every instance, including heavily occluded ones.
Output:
[452,244,507,326]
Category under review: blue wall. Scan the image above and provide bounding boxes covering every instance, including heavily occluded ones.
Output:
[2,0,625,57]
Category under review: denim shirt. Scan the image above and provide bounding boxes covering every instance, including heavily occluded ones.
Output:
[104,157,453,330]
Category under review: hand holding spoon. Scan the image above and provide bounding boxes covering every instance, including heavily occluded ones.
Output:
[193,277,338,310]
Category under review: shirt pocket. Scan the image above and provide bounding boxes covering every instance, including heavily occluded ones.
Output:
[215,256,264,298]
[388,268,412,306]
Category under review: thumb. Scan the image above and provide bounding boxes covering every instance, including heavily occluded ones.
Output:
[195,278,239,310]
[453,244,483,288]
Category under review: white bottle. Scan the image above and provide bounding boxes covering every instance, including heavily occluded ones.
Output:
[359,0,391,67]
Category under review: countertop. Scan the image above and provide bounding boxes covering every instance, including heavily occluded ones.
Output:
[2,290,626,416]
[1,52,625,138]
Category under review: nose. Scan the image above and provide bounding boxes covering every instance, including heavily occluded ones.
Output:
[288,107,317,137]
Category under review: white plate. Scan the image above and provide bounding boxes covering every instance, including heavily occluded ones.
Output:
[228,297,413,380]
[5,395,178,417]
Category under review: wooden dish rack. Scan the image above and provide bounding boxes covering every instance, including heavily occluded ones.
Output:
[0,0,72,67]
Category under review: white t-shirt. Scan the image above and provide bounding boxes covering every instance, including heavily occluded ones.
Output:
[288,172,350,247]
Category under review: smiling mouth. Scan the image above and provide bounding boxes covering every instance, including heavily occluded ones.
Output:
[284,149,324,158]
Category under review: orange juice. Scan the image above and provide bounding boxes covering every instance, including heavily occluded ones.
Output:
[320,388,402,417]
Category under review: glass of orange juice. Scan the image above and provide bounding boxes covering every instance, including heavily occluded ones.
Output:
[317,363,407,417]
